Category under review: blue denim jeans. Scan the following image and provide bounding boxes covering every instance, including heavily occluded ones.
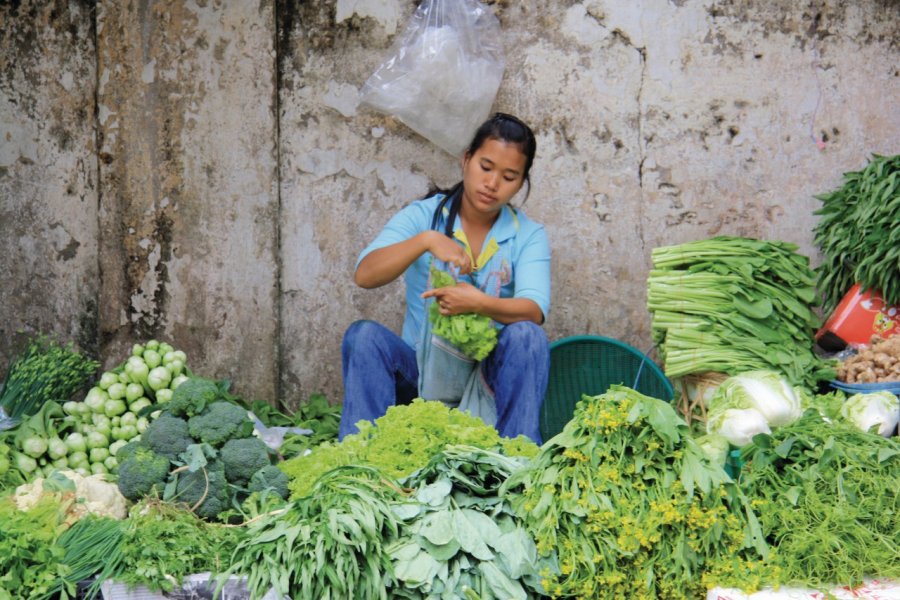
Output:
[339,319,550,443]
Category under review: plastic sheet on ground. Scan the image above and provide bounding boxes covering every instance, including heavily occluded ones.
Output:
[708,579,900,600]
[100,573,282,600]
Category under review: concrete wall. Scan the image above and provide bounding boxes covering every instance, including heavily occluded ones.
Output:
[1,0,898,411]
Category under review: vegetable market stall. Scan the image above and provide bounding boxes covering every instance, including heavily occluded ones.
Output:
[1,153,899,600]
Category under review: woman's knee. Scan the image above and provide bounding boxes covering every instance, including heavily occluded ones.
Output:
[342,319,383,352]
[498,321,548,350]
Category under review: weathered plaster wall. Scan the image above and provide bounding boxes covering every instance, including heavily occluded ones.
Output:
[0,1,99,354]
[1,0,898,410]
[95,0,279,401]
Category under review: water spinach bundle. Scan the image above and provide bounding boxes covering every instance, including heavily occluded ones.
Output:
[648,236,835,387]
[736,412,900,589]
[224,465,402,600]
[813,153,900,315]
[502,385,772,600]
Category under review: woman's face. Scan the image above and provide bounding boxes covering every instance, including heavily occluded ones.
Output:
[460,137,527,220]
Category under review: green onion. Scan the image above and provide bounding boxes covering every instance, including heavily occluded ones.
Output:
[1,334,100,421]
[41,516,125,600]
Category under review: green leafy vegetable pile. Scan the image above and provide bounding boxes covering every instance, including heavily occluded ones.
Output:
[280,399,537,499]
[94,500,240,594]
[736,411,900,588]
[503,385,773,599]
[813,153,900,314]
[224,465,402,600]
[429,265,498,361]
[648,236,836,387]
[0,494,69,600]
[389,445,545,599]
[1,334,99,423]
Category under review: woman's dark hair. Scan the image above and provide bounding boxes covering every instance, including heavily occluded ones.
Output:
[429,113,537,235]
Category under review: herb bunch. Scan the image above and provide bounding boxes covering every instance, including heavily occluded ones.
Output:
[737,412,900,588]
[0,494,70,600]
[503,385,772,599]
[42,515,124,600]
[96,500,240,593]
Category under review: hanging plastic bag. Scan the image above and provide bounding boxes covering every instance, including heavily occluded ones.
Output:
[359,0,505,157]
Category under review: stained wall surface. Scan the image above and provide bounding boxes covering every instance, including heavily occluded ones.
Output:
[1,0,898,410]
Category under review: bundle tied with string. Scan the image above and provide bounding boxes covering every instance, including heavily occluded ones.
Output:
[675,371,730,426]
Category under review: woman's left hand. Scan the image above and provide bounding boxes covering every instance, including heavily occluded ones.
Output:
[422,282,483,316]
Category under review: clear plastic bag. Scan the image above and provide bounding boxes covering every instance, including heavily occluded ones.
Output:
[359,0,505,156]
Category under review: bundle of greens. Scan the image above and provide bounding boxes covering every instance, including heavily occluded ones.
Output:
[280,399,537,499]
[1,334,99,423]
[389,445,544,599]
[93,500,240,594]
[429,265,498,361]
[648,236,836,387]
[502,385,772,599]
[813,153,900,315]
[0,494,69,599]
[224,465,402,600]
[736,412,900,589]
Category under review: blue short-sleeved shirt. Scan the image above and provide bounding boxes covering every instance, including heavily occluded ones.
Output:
[357,194,551,348]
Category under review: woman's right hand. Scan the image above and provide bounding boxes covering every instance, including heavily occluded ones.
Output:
[425,231,472,275]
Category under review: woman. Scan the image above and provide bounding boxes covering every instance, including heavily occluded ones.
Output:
[339,113,551,443]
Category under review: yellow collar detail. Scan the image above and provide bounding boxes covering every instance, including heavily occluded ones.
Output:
[442,204,518,272]
[453,228,500,271]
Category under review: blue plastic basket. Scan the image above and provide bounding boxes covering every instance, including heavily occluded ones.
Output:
[830,380,900,395]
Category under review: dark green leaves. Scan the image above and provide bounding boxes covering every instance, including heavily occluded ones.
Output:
[813,154,900,313]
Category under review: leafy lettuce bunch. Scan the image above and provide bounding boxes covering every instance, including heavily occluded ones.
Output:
[428,266,497,361]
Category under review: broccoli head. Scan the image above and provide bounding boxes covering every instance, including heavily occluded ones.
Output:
[117,446,170,502]
[174,459,230,520]
[167,377,221,418]
[221,437,271,486]
[187,402,254,447]
[115,439,144,463]
[143,413,192,460]
[248,464,289,500]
